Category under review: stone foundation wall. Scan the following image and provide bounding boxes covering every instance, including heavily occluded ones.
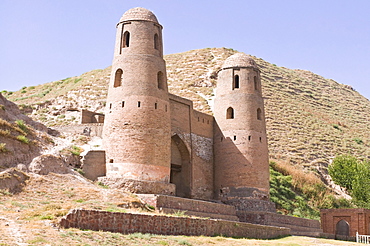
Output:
[54,124,103,137]
[59,209,290,239]
[225,198,276,212]
[237,211,322,236]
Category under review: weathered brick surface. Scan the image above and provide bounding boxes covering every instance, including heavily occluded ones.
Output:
[321,208,370,237]
[80,109,105,124]
[81,150,106,180]
[102,8,172,192]
[238,211,322,236]
[55,124,103,137]
[137,194,239,221]
[59,209,290,239]
[214,54,270,201]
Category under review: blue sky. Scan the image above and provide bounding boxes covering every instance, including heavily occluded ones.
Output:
[1,0,370,99]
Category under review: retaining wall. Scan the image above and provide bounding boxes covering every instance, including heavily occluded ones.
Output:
[59,209,290,239]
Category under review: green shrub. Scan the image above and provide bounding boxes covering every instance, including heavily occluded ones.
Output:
[0,105,4,110]
[353,137,363,144]
[328,155,359,190]
[70,145,83,156]
[16,135,29,144]
[329,155,370,207]
[0,143,8,153]
[15,120,29,134]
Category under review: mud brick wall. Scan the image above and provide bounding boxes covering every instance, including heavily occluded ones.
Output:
[55,124,103,137]
[59,209,290,239]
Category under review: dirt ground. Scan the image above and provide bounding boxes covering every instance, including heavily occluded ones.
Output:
[0,171,362,246]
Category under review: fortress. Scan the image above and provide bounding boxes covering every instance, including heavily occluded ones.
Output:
[64,7,326,237]
[102,7,270,206]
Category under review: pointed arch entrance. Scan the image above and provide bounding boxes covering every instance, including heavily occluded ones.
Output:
[170,134,191,198]
[336,219,349,236]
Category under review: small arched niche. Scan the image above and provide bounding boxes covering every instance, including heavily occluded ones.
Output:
[233,75,240,89]
[336,220,350,236]
[114,69,123,87]
[226,107,234,119]
[123,31,130,48]
[157,71,165,90]
[254,76,258,91]
[257,108,262,120]
[154,33,159,50]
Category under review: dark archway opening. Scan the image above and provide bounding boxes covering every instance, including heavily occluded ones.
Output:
[336,220,349,236]
[157,71,165,90]
[170,135,191,198]
[154,33,159,50]
[123,31,130,48]
[227,107,234,119]
[114,69,123,87]
[234,75,240,89]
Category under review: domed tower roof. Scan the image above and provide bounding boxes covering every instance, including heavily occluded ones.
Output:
[222,53,258,69]
[119,7,159,23]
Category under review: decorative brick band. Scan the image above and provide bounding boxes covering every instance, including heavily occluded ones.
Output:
[59,209,290,239]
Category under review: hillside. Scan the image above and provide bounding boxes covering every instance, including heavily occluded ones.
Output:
[4,47,370,180]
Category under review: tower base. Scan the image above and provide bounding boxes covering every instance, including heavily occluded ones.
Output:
[98,177,175,195]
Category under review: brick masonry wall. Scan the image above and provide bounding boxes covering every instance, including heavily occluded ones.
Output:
[321,208,370,236]
[237,211,322,235]
[59,209,290,239]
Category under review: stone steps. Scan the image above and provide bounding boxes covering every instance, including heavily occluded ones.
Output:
[137,194,239,221]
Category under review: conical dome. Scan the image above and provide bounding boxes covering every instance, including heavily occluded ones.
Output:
[222,53,258,69]
[120,7,158,23]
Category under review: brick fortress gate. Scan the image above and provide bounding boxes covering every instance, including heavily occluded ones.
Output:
[61,7,324,238]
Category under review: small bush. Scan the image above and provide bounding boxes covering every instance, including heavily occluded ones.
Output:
[15,120,29,134]
[97,181,109,189]
[16,135,29,144]
[0,104,4,110]
[70,145,83,156]
[75,168,85,175]
[0,143,8,153]
[353,137,363,145]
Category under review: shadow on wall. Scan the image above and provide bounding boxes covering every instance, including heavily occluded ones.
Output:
[170,134,191,198]
[213,121,269,202]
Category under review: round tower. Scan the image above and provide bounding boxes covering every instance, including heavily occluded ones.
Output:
[214,53,270,202]
[102,7,174,194]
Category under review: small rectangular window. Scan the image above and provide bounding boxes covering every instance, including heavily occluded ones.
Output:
[122,101,125,107]
[234,136,237,141]
[109,103,112,109]
[109,159,114,163]
[138,101,141,107]
[155,103,157,109]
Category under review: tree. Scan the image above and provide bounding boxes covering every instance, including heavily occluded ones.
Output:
[328,155,358,190]
[329,155,370,208]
